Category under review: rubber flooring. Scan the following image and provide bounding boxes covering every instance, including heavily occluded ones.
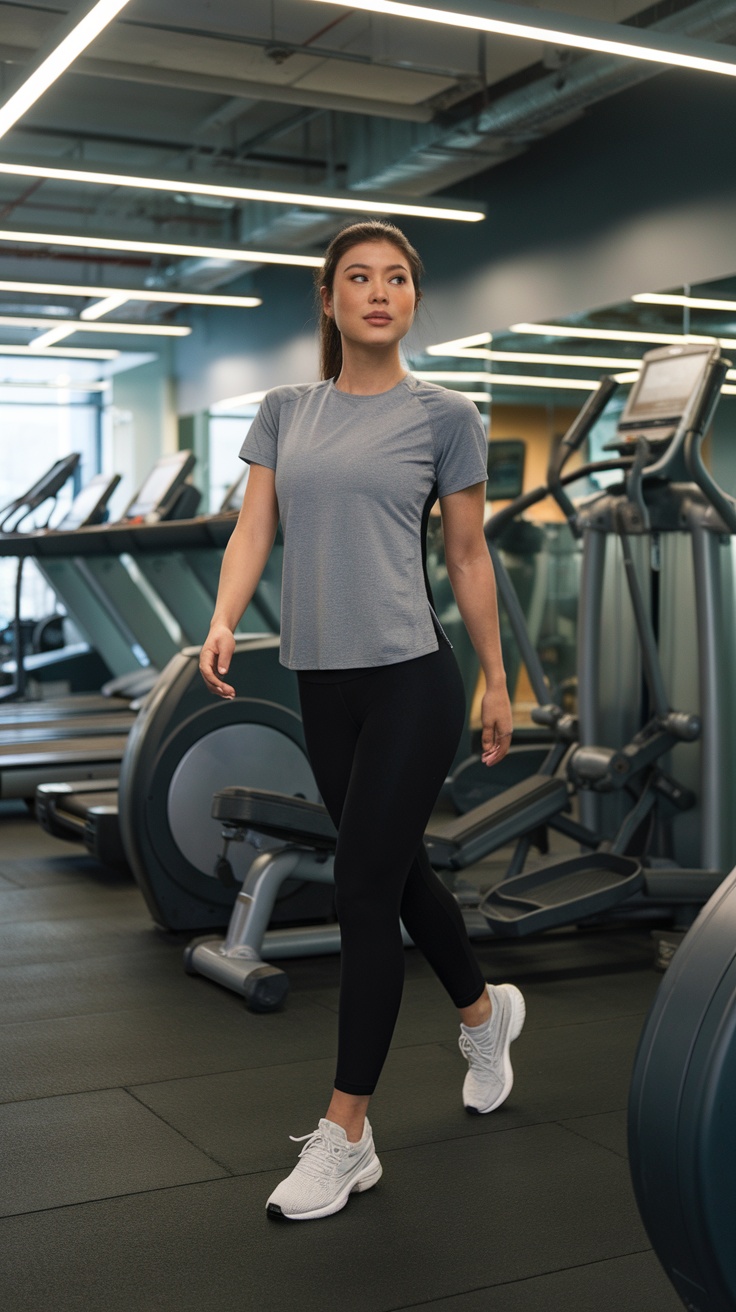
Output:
[0,799,682,1312]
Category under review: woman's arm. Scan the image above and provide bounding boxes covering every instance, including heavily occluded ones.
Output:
[199,463,280,699]
[439,482,513,765]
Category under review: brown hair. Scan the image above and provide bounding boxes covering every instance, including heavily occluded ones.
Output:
[315,220,424,381]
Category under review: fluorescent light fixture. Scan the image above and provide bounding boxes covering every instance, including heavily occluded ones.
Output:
[614,371,641,384]
[413,370,598,390]
[722,384,736,395]
[0,229,324,268]
[307,0,736,78]
[430,346,644,368]
[0,161,485,224]
[0,379,108,391]
[33,325,74,349]
[0,315,191,337]
[0,279,262,308]
[0,343,119,357]
[80,293,130,320]
[633,292,736,313]
[426,332,492,354]
[211,390,267,412]
[510,322,736,348]
[0,1,132,141]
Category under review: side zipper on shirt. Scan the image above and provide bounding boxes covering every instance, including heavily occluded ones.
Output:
[427,602,454,649]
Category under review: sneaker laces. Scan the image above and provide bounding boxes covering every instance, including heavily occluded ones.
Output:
[459,1026,496,1067]
[288,1127,347,1179]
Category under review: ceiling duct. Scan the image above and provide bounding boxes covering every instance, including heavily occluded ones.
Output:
[155,0,736,289]
[345,0,736,193]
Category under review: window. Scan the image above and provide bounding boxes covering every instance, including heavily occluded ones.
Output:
[0,394,100,625]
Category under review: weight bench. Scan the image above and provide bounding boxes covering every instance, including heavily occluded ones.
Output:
[184,772,570,1011]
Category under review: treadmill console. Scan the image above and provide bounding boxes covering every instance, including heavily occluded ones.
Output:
[0,452,81,532]
[123,451,197,524]
[57,473,121,530]
[605,343,718,456]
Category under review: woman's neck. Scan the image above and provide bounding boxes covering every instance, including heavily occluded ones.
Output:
[334,344,407,396]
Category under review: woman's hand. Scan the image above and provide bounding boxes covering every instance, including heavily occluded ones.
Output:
[480,682,513,767]
[199,624,236,699]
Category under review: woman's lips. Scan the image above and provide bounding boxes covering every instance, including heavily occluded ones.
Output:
[364,314,392,323]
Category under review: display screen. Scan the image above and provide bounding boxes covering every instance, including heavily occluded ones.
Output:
[487,439,525,500]
[125,452,191,518]
[624,349,712,423]
[57,477,114,529]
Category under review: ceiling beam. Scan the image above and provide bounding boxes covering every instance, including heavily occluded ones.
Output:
[0,45,437,123]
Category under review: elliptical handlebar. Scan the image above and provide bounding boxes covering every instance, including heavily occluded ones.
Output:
[546,376,619,532]
[484,456,634,542]
[484,376,622,542]
[549,375,619,474]
[683,357,736,534]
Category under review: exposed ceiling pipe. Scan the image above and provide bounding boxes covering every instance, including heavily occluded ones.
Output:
[157,0,736,290]
[346,0,736,193]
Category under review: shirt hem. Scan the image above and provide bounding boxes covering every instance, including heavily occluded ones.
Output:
[285,636,440,672]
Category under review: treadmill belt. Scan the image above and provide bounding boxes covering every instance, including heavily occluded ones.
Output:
[0,694,130,723]
[0,714,135,746]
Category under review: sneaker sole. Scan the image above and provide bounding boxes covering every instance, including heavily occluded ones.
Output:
[465,983,526,1116]
[266,1155,382,1221]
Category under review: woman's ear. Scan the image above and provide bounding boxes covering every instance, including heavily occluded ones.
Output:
[320,284,333,319]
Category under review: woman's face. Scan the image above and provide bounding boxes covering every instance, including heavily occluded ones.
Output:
[321,239,417,353]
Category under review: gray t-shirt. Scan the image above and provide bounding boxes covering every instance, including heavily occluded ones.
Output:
[240,373,488,669]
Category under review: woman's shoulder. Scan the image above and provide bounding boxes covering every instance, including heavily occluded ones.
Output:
[404,374,484,423]
[262,379,330,411]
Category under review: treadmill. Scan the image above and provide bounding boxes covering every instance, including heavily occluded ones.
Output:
[0,452,203,797]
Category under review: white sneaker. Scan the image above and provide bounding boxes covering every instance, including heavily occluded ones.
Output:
[266,1117,382,1221]
[459,982,526,1114]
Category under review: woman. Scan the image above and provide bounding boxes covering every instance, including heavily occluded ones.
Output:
[199,220,524,1222]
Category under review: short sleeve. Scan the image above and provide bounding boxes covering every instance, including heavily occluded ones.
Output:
[433,393,488,498]
[239,390,279,470]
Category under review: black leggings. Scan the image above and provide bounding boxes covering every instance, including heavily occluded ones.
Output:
[297,640,486,1096]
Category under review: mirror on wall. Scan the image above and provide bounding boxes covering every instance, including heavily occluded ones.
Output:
[407,274,736,724]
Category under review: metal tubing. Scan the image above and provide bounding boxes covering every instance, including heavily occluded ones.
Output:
[690,523,727,871]
[488,541,552,707]
[223,848,334,954]
[617,527,669,719]
[578,528,605,833]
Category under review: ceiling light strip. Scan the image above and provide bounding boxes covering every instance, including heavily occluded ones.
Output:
[211,390,268,412]
[0,229,323,268]
[80,293,130,320]
[307,0,736,78]
[32,325,74,348]
[426,332,492,354]
[0,161,485,223]
[0,380,108,390]
[510,322,736,348]
[633,292,736,313]
[413,370,599,390]
[0,343,118,357]
[0,279,261,308]
[0,1,132,141]
[0,315,191,336]
[428,346,643,368]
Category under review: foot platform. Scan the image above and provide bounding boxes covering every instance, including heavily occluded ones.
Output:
[480,852,644,936]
